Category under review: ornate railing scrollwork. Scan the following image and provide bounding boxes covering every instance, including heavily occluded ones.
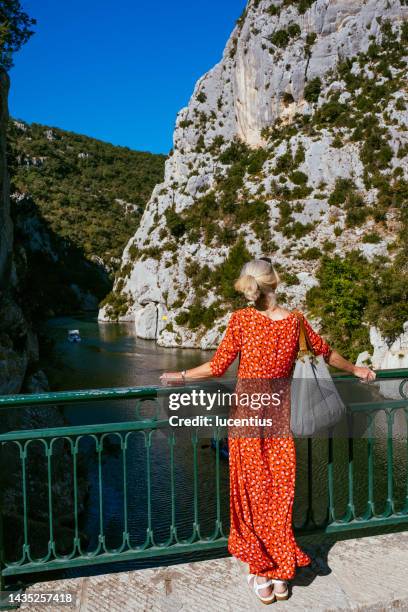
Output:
[399,378,408,399]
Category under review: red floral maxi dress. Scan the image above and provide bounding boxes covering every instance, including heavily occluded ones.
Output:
[209,307,332,580]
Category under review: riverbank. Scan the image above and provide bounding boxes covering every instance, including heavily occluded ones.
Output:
[16,530,408,611]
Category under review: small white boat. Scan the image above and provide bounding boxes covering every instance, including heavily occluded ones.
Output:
[68,329,81,343]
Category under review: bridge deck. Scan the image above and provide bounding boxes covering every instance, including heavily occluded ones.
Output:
[15,530,408,611]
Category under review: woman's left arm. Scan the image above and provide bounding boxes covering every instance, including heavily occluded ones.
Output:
[302,314,376,381]
[328,350,376,381]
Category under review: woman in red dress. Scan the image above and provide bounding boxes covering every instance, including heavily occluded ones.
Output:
[161,258,375,604]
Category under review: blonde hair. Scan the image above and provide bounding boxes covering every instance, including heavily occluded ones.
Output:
[234,258,280,307]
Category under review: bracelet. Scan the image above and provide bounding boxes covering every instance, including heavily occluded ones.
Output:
[181,370,186,382]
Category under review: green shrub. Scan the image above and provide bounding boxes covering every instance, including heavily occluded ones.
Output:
[218,139,251,164]
[236,199,269,224]
[179,119,193,129]
[165,207,186,238]
[296,0,314,13]
[289,170,308,185]
[247,148,269,174]
[300,246,321,260]
[322,240,336,252]
[345,192,368,227]
[186,301,224,330]
[269,23,300,47]
[100,290,133,321]
[210,237,252,302]
[327,179,368,227]
[229,37,238,58]
[332,134,343,148]
[141,246,161,259]
[269,29,290,48]
[266,5,280,16]
[328,178,356,206]
[304,77,322,103]
[283,221,314,238]
[294,143,306,165]
[288,184,313,199]
[128,243,140,261]
[175,311,189,325]
[288,23,301,38]
[362,232,382,243]
[305,32,317,46]
[314,100,348,124]
[275,149,294,173]
[195,134,205,152]
[280,271,300,285]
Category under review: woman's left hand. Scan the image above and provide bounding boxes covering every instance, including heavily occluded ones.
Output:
[353,366,376,382]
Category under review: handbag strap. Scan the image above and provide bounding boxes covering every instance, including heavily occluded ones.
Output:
[292,310,314,356]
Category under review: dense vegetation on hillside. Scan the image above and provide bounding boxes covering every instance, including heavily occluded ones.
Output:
[304,20,408,359]
[7,120,165,318]
[8,120,166,270]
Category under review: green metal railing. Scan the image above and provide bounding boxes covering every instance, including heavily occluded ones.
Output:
[0,368,406,590]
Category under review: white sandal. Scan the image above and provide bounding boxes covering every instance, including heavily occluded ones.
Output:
[272,579,289,601]
[247,574,276,605]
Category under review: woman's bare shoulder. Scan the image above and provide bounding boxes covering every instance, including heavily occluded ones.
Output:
[277,307,291,316]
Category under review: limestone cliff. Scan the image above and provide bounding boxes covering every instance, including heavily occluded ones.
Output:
[99,0,408,361]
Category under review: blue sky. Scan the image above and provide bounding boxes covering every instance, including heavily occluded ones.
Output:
[9,0,247,154]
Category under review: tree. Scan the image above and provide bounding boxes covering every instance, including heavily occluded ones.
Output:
[0,0,35,70]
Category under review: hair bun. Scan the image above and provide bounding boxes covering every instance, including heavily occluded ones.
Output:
[234,259,280,305]
[234,273,260,303]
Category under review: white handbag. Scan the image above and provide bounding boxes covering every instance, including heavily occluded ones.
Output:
[290,312,346,437]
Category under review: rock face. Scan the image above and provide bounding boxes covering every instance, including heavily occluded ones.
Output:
[357,323,408,370]
[0,68,47,394]
[99,0,408,352]
[0,71,12,286]
[0,71,89,549]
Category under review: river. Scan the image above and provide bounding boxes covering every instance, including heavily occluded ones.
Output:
[43,313,211,391]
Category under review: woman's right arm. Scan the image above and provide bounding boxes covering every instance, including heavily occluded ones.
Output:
[160,361,213,383]
[160,311,241,383]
